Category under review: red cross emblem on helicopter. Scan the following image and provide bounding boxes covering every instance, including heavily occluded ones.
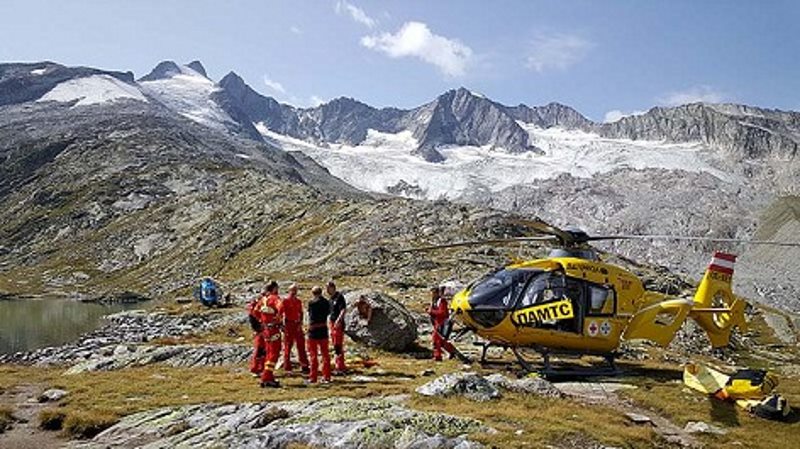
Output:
[587,320,599,337]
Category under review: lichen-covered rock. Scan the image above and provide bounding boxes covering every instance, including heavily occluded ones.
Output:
[416,372,501,402]
[69,397,487,449]
[484,374,562,398]
[65,343,251,374]
[344,290,419,352]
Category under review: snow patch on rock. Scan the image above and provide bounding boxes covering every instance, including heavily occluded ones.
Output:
[37,75,148,107]
[140,69,234,130]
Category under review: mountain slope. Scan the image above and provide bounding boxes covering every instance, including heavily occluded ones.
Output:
[0,84,529,300]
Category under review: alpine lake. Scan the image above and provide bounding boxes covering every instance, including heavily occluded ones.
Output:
[0,297,137,355]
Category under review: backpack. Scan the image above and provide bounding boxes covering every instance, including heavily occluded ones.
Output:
[752,394,791,421]
[247,299,263,332]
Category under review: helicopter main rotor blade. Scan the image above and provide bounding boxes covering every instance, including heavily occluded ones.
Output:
[396,236,560,254]
[586,234,800,247]
[510,218,574,244]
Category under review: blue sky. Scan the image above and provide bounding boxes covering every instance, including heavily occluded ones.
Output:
[2,0,798,121]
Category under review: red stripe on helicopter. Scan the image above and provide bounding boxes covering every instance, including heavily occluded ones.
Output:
[708,264,734,275]
[713,252,737,262]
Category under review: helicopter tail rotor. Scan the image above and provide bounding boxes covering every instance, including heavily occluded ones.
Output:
[689,252,748,347]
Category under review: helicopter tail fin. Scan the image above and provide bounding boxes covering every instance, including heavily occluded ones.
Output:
[689,252,748,348]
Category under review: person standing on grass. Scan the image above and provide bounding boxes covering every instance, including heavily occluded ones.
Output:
[281,284,310,374]
[258,281,284,388]
[247,287,267,376]
[327,280,347,373]
[306,286,332,384]
[428,285,457,361]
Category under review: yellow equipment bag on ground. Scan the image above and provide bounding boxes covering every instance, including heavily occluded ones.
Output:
[722,369,778,400]
[683,363,790,421]
[683,363,729,395]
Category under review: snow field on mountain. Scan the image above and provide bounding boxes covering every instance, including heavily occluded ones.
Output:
[259,123,736,199]
[139,68,234,131]
[37,75,148,107]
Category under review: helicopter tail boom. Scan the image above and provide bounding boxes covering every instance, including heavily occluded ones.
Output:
[689,252,748,347]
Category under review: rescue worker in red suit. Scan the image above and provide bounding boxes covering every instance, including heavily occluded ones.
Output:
[281,284,309,374]
[247,289,267,376]
[327,281,347,373]
[428,286,456,361]
[306,286,332,383]
[257,281,284,388]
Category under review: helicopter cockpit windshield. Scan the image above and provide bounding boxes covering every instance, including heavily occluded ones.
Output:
[468,269,539,309]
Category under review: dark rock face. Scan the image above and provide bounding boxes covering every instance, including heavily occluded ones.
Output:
[219,83,540,162]
[137,60,184,82]
[411,88,540,161]
[217,71,299,137]
[186,60,208,78]
[0,62,135,106]
[301,97,405,145]
[596,103,800,160]
[503,101,593,129]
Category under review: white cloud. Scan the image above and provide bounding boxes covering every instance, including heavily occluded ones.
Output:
[262,75,286,95]
[361,21,473,77]
[310,95,325,107]
[335,0,377,28]
[525,33,593,73]
[290,26,302,35]
[657,85,726,106]
[604,109,647,123]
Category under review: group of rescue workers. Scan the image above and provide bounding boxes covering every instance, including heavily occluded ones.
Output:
[247,280,347,388]
[246,279,458,388]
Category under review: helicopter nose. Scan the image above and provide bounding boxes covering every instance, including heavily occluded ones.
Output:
[450,289,471,313]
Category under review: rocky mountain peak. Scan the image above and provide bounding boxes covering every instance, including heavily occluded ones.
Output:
[138,60,183,82]
[186,60,208,78]
[502,101,593,129]
[219,71,249,96]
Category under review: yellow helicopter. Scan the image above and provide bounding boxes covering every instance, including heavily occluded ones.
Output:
[404,220,800,373]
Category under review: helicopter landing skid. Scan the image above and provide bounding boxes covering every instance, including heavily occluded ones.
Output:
[512,347,622,379]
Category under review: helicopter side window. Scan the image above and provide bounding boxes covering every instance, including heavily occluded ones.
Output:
[587,285,616,316]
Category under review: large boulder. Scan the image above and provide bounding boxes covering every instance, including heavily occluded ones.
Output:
[344,290,419,352]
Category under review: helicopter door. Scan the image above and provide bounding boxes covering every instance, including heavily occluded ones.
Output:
[513,272,584,334]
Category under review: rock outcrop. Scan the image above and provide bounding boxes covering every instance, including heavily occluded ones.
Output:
[65,343,251,374]
[416,372,502,402]
[69,397,486,449]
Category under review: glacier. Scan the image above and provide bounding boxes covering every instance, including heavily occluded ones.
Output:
[258,122,738,199]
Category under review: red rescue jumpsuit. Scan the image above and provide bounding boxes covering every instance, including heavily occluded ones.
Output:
[257,292,284,383]
[247,295,267,374]
[429,296,456,361]
[281,292,309,372]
